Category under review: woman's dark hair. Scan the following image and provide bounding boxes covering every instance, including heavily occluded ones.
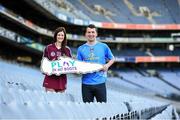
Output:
[53,27,68,55]
[53,27,67,48]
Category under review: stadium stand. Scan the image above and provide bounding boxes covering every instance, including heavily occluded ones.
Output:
[0,0,180,119]
[0,60,179,119]
[29,0,180,24]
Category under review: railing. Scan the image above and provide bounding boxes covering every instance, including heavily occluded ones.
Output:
[97,105,168,120]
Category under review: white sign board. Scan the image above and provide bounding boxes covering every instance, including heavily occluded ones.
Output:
[41,57,103,76]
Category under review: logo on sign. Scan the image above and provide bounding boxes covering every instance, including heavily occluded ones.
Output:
[51,59,77,72]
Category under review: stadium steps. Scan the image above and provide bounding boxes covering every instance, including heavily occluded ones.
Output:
[120,76,146,89]
[0,99,129,119]
[147,15,156,24]
[1,87,75,104]
[156,74,180,92]
[0,96,169,119]
[150,105,178,119]
[123,0,156,24]
[123,0,141,16]
[0,60,178,119]
[132,67,149,77]
[161,0,177,23]
[98,104,169,120]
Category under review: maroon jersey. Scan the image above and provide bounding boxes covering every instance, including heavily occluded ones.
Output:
[42,43,72,91]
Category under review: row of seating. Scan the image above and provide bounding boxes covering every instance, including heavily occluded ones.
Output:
[44,0,180,24]
[0,59,178,119]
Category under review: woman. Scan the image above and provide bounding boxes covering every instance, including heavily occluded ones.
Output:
[42,27,72,93]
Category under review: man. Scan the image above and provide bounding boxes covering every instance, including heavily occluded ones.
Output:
[77,24,115,103]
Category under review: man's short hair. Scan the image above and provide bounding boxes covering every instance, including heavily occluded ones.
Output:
[86,24,98,32]
[87,24,96,29]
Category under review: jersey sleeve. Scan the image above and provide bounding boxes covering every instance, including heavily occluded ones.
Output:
[77,47,83,61]
[105,44,114,60]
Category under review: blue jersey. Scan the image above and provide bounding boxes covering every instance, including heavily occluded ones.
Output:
[77,42,114,85]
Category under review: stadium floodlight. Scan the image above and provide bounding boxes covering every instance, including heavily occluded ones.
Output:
[168,44,174,51]
[168,44,180,51]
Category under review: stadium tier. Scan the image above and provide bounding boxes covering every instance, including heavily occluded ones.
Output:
[0,59,179,119]
[29,0,180,24]
[0,0,180,119]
